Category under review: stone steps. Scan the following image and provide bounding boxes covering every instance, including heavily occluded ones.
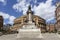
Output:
[0,33,60,40]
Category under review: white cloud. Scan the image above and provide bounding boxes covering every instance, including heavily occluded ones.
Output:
[13,0,30,15]
[33,0,56,21]
[0,0,5,2]
[0,12,10,19]
[8,16,16,24]
[13,0,56,23]
[0,12,16,24]
[0,0,6,5]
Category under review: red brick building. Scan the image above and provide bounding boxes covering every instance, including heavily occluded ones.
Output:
[46,24,56,32]
[0,16,3,30]
[55,2,60,31]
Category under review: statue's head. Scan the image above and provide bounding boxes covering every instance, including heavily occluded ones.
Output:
[28,5,31,10]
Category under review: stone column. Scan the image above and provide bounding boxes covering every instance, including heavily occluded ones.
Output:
[28,13,32,23]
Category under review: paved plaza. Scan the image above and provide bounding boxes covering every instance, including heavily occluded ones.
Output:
[0,33,60,40]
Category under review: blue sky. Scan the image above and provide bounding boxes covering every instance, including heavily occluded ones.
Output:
[0,0,60,25]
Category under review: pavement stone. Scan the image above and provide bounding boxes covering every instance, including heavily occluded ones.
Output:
[0,33,60,40]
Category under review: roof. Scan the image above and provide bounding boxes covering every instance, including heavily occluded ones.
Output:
[14,15,45,22]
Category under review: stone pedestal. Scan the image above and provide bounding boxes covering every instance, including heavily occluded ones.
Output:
[17,27,43,38]
[22,23,37,29]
